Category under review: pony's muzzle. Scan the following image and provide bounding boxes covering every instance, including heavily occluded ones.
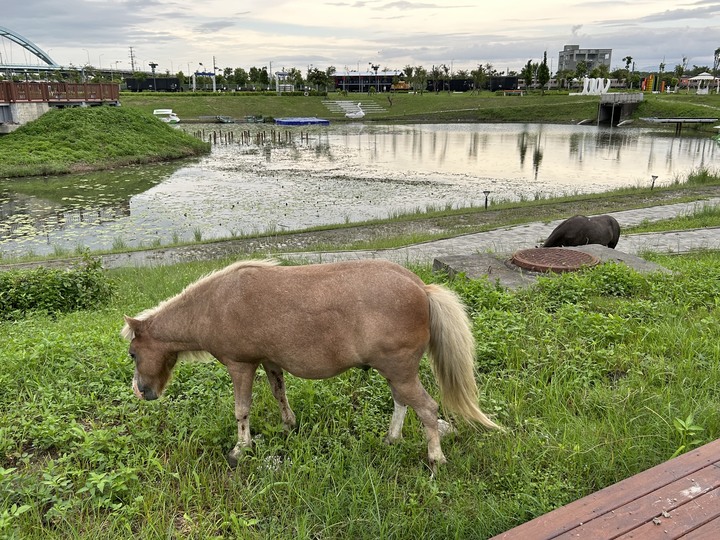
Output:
[132,377,158,401]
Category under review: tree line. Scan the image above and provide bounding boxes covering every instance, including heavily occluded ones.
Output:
[5,46,719,91]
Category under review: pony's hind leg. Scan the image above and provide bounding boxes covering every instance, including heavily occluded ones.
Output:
[384,395,408,444]
[225,361,259,467]
[386,376,446,468]
[262,361,296,432]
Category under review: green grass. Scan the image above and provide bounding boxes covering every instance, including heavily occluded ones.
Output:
[119,90,720,126]
[0,107,210,178]
[1,253,720,538]
[627,201,720,233]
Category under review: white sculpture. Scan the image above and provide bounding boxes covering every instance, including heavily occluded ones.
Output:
[574,77,611,96]
[345,103,365,119]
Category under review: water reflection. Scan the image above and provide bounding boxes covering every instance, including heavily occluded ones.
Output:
[0,123,716,258]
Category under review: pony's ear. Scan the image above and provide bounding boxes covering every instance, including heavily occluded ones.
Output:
[123,316,145,337]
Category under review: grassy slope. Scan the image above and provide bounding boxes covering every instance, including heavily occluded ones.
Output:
[119,90,720,125]
[1,253,719,538]
[0,106,210,178]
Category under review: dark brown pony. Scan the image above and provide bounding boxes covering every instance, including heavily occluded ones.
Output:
[121,259,499,468]
[542,214,621,249]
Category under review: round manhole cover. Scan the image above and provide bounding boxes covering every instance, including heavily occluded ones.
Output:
[511,248,601,273]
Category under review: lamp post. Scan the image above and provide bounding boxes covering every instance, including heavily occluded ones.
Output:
[149,62,158,91]
[483,190,491,210]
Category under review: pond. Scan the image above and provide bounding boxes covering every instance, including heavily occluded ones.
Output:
[0,123,717,258]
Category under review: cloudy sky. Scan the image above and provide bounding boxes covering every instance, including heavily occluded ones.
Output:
[3,0,719,76]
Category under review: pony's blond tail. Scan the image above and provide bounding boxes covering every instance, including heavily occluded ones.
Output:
[425,284,501,430]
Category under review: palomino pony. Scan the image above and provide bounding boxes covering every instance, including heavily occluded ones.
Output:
[121,259,499,468]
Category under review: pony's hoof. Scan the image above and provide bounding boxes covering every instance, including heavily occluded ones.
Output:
[226,444,252,468]
[383,431,404,445]
[428,454,447,475]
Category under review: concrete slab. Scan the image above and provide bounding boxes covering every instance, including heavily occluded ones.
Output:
[433,244,670,290]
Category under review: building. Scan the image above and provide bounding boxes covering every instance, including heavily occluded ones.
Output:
[125,77,181,92]
[332,70,403,93]
[558,45,612,73]
[490,76,519,92]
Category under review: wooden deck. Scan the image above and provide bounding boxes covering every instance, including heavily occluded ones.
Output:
[492,438,720,539]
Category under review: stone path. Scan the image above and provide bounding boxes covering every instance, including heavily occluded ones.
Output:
[278,198,720,265]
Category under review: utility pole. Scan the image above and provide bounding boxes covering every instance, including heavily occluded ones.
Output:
[129,47,136,72]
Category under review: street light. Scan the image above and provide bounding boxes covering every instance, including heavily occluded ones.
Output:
[149,61,158,91]
[483,190,491,210]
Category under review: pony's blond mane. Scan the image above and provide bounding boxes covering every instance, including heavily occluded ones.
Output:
[120,259,279,343]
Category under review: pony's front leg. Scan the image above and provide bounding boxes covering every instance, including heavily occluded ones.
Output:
[225,361,259,467]
[262,361,296,432]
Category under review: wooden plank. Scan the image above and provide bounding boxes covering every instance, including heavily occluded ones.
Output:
[491,439,720,540]
[613,487,720,539]
[679,515,720,539]
[553,465,720,539]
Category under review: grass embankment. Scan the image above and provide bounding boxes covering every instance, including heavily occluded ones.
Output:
[1,252,719,538]
[0,107,210,178]
[120,90,720,125]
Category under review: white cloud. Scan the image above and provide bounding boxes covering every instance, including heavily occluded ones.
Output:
[2,0,718,73]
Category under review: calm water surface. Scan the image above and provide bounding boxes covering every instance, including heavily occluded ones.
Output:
[0,123,717,257]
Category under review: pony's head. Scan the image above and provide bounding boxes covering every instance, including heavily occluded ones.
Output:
[122,315,178,401]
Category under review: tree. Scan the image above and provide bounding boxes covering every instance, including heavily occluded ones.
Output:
[537,52,550,94]
[589,64,610,78]
[555,68,574,89]
[414,66,427,94]
[575,60,588,79]
[307,67,329,92]
[621,56,634,88]
[441,63,451,92]
[232,67,249,88]
[520,60,536,89]
[714,47,720,76]
[673,64,684,91]
[248,66,270,89]
[470,64,488,93]
[623,56,633,72]
[429,65,442,93]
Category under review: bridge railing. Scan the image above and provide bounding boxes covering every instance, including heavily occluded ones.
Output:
[0,81,119,104]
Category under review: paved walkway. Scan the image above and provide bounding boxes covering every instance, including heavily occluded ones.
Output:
[278,198,720,265]
[85,198,720,270]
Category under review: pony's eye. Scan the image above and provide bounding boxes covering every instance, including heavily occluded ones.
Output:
[129,352,137,362]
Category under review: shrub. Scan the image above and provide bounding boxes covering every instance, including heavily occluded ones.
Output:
[0,255,114,319]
